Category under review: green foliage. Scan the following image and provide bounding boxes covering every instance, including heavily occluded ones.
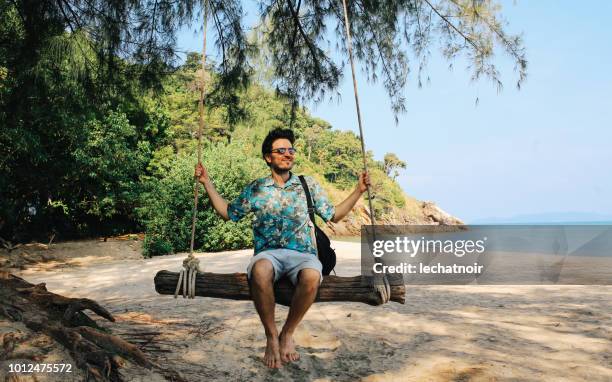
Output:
[383,152,407,180]
[310,130,364,189]
[142,235,173,257]
[137,143,267,256]
[0,31,412,248]
[73,111,150,219]
[0,1,174,240]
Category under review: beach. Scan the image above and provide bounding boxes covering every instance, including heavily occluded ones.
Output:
[5,238,612,381]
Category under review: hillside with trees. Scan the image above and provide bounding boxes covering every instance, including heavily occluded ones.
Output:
[1,46,460,255]
[138,53,464,256]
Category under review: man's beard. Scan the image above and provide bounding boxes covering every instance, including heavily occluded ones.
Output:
[271,161,293,174]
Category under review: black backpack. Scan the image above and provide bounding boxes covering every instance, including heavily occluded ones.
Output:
[298,175,337,275]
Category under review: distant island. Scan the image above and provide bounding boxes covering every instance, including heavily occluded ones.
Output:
[470,212,612,225]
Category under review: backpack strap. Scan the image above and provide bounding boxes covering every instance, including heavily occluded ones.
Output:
[298,175,316,224]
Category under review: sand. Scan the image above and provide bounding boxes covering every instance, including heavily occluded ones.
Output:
[3,238,611,381]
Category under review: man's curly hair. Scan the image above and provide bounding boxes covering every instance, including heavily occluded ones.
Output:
[261,128,295,167]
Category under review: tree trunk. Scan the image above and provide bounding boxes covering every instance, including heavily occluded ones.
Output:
[154,270,406,306]
[0,271,186,382]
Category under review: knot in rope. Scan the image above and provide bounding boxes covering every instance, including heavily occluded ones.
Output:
[174,254,202,299]
[372,273,391,305]
[183,254,201,272]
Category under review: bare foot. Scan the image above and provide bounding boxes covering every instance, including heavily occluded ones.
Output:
[263,336,282,368]
[279,331,299,363]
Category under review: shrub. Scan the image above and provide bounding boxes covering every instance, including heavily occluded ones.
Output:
[142,234,173,257]
[137,142,266,256]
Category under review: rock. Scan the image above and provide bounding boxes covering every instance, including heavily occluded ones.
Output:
[319,198,463,238]
[421,202,464,225]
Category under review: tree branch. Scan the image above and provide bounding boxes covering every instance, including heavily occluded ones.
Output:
[421,0,482,53]
[285,0,322,77]
[209,2,228,70]
[452,0,525,63]
[148,0,159,57]
[56,0,76,34]
[289,0,301,57]
[353,0,396,90]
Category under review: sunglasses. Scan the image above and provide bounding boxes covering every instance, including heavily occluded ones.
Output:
[270,147,297,155]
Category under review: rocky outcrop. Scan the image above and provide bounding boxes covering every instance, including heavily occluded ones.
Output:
[420,201,464,226]
[323,200,463,237]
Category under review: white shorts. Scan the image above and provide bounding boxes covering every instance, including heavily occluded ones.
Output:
[247,248,323,285]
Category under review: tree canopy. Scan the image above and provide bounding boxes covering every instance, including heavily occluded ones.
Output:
[3,0,526,116]
[259,0,526,118]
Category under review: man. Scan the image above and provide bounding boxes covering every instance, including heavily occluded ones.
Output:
[195,128,369,369]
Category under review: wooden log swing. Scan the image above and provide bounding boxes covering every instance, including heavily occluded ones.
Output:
[154,271,405,306]
[154,0,405,306]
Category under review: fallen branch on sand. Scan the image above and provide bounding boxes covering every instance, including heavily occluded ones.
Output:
[0,237,21,252]
[0,271,185,382]
[154,271,406,306]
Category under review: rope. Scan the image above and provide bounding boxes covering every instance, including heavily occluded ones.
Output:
[175,0,208,299]
[340,0,390,303]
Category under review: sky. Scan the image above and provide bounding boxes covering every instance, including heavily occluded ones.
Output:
[177,1,612,223]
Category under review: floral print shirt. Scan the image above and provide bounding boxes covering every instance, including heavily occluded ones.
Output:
[227,172,335,255]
